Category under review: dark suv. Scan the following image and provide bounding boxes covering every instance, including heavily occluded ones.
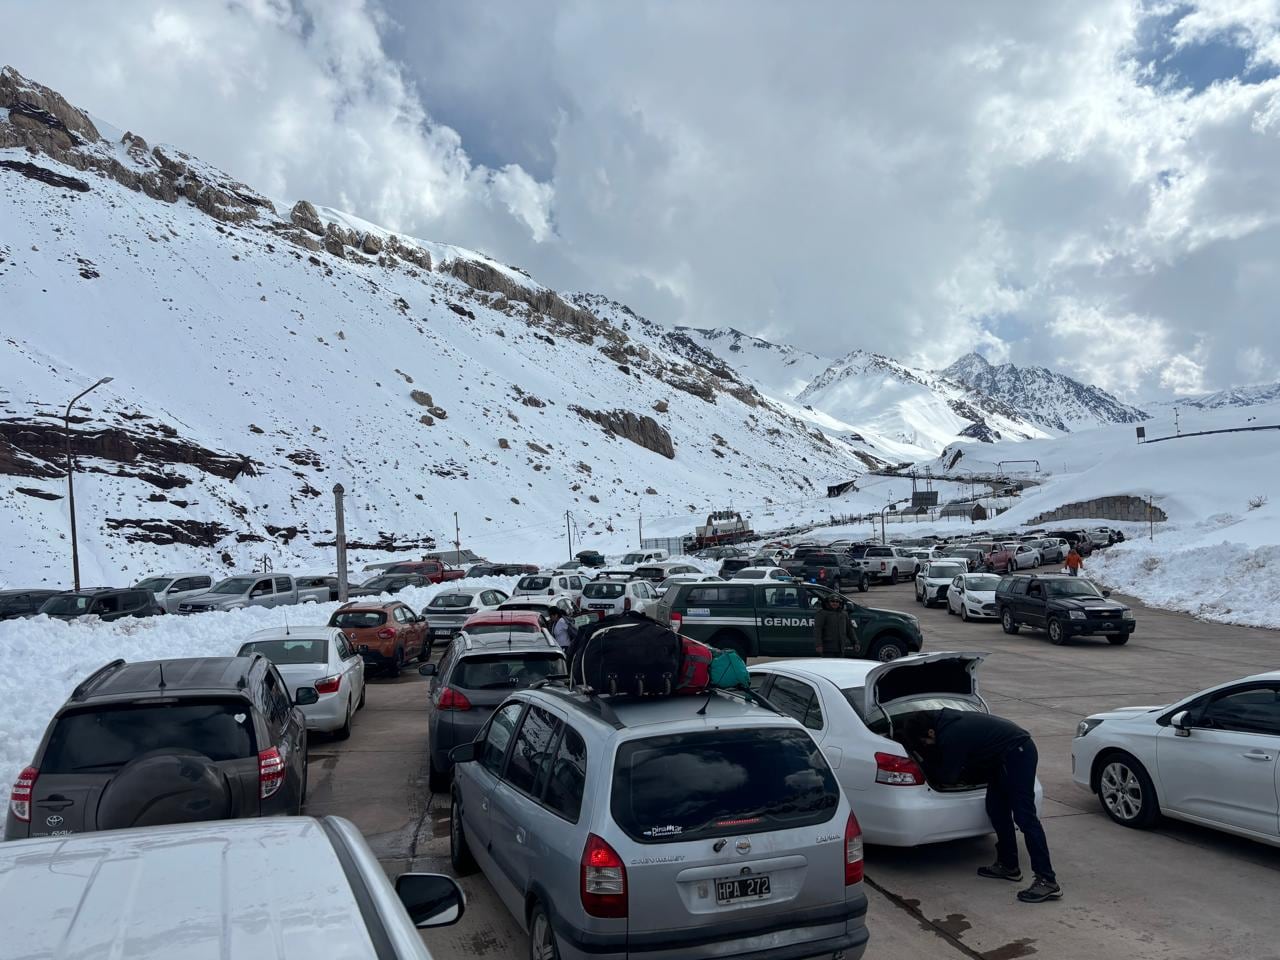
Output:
[996,574,1135,645]
[5,656,316,840]
[38,588,161,621]
[0,589,61,621]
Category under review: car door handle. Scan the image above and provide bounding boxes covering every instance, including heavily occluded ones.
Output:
[1242,751,1274,761]
[515,827,526,844]
[481,798,489,812]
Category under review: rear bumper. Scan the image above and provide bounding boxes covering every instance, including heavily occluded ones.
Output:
[853,781,1045,846]
[301,692,348,731]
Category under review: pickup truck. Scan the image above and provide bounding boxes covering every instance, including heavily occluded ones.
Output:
[383,559,466,584]
[995,573,1134,645]
[856,545,915,583]
[655,580,923,662]
[177,574,327,613]
[780,550,870,592]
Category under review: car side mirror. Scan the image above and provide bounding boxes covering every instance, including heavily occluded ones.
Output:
[167,584,181,593]
[294,687,320,706]
[418,662,437,677]
[1102,589,1112,598]
[1171,710,1193,737]
[450,741,479,764]
[394,873,466,929]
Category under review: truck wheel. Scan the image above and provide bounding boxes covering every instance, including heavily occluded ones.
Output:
[858,574,869,593]
[869,636,907,662]
[1001,609,1020,634]
[889,568,899,585]
[710,630,749,661]
[1107,634,1130,646]
[1047,618,1067,645]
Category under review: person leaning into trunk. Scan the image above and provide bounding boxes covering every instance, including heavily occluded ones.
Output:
[902,709,1061,903]
[814,592,859,657]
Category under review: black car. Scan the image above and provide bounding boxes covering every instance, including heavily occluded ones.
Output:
[347,573,430,597]
[717,557,754,578]
[781,551,870,592]
[38,588,161,621]
[466,563,537,578]
[995,574,1135,645]
[574,550,606,568]
[0,589,62,621]
[4,655,316,840]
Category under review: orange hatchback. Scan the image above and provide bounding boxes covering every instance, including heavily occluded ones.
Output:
[328,601,429,676]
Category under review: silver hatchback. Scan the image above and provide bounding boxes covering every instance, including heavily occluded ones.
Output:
[448,687,869,959]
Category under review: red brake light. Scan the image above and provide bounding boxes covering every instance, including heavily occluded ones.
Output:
[10,766,37,822]
[581,833,627,917]
[437,687,472,711]
[623,595,632,611]
[875,752,925,786]
[819,567,827,579]
[314,675,341,695]
[258,748,285,799]
[845,811,864,884]
[670,611,683,630]
[880,561,887,570]
[376,627,395,640]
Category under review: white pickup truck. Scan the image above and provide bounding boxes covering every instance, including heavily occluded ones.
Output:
[855,545,916,584]
[177,573,329,613]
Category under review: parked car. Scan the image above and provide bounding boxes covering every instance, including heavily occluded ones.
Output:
[5,655,314,840]
[717,556,754,578]
[328,601,429,675]
[383,559,466,584]
[747,653,1043,846]
[0,816,465,958]
[997,574,1136,645]
[727,565,795,582]
[420,615,566,791]
[946,573,1003,620]
[630,561,701,584]
[969,541,1015,573]
[656,573,722,596]
[238,627,366,739]
[1048,529,1095,557]
[914,560,968,606]
[293,574,347,602]
[693,545,748,560]
[0,589,62,621]
[580,577,657,618]
[1010,543,1042,570]
[177,574,320,614]
[783,550,871,592]
[40,588,161,621]
[555,560,585,572]
[618,549,669,568]
[466,562,538,578]
[655,581,923,662]
[447,685,869,960]
[947,547,985,572]
[574,550,606,568]
[1072,670,1280,847]
[857,545,914,584]
[1089,526,1119,546]
[1032,538,1070,564]
[348,572,432,597]
[132,572,214,613]
[497,594,587,625]
[422,588,509,641]
[512,572,585,605]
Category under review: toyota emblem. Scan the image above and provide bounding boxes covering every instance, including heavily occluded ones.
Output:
[735,837,752,855]
[46,815,64,827]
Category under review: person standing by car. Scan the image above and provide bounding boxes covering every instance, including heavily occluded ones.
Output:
[546,607,573,649]
[902,710,1061,904]
[814,593,858,658]
[1064,547,1083,577]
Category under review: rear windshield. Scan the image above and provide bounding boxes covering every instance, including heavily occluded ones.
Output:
[611,728,838,844]
[238,639,327,664]
[518,577,552,590]
[329,610,386,628]
[429,594,476,608]
[43,701,256,772]
[633,567,664,579]
[583,582,625,599]
[134,577,171,592]
[466,623,540,636]
[809,553,839,564]
[452,652,565,689]
[927,564,966,579]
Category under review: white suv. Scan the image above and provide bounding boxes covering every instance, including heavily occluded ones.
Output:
[579,578,656,618]
[513,572,585,605]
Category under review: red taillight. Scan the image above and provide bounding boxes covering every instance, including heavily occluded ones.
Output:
[314,675,340,695]
[875,752,925,786]
[623,596,632,611]
[845,811,864,885]
[10,766,37,822]
[880,561,887,571]
[581,833,627,917]
[669,611,683,630]
[437,687,472,711]
[819,567,827,579]
[258,748,285,799]
[376,627,395,640]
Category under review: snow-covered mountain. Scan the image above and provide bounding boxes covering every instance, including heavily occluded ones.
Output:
[0,66,869,586]
[940,352,1149,432]
[796,350,1051,460]
[1162,382,1280,410]
[665,326,830,400]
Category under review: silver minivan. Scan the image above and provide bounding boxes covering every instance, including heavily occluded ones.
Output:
[448,686,869,959]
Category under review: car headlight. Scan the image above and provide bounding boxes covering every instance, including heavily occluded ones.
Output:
[1121,609,1135,620]
[1068,609,1087,619]
[1076,718,1103,738]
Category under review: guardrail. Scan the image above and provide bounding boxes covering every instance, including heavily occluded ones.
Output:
[1142,424,1280,444]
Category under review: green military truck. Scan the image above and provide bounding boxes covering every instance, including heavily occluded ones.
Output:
[654,580,923,662]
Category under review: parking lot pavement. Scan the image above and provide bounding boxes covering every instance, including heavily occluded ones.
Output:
[307,579,1280,959]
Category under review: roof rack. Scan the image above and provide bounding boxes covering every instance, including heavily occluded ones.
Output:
[538,684,626,730]
[71,659,127,701]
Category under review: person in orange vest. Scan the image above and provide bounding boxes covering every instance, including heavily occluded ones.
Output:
[1064,547,1083,577]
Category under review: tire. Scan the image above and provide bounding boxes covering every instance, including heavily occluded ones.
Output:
[389,647,405,678]
[1096,753,1160,828]
[961,604,970,622]
[1047,618,1067,645]
[1108,634,1130,646]
[1001,608,1020,634]
[858,574,869,593]
[868,636,907,662]
[528,901,561,960]
[889,568,899,585]
[428,755,450,793]
[357,681,366,710]
[297,759,308,813]
[450,789,476,875]
[947,601,956,616]
[333,700,353,741]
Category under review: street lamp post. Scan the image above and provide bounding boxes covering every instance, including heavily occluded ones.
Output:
[64,377,113,591]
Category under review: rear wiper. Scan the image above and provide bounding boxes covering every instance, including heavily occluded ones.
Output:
[470,679,520,689]
[70,762,126,771]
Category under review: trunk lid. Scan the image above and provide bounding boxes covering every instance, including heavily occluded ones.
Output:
[862,651,987,717]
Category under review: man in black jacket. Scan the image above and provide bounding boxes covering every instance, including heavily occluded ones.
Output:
[902,709,1061,903]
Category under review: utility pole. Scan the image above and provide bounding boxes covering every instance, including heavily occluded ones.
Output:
[63,376,113,591]
[453,511,461,556]
[565,510,573,560]
[638,509,643,548]
[1149,495,1154,542]
[333,483,349,603]
[1174,406,1181,436]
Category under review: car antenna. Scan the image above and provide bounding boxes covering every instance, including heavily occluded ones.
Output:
[696,689,714,715]
[157,661,166,690]
[283,610,290,636]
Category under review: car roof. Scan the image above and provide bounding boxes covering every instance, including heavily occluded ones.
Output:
[456,630,560,653]
[0,588,60,596]
[66,656,263,705]
[242,626,337,643]
[463,609,544,628]
[531,686,795,734]
[136,571,208,580]
[0,817,387,959]
[335,601,403,611]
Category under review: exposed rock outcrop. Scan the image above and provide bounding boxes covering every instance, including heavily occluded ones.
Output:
[570,407,675,459]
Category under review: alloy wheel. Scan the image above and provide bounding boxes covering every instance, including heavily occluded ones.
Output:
[530,911,558,960]
[1100,761,1143,821]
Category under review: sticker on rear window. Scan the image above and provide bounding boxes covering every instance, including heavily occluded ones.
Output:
[686,608,711,617]
[644,824,683,838]
[234,713,247,724]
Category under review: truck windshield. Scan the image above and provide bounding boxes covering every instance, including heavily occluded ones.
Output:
[1045,581,1104,598]
[211,577,255,594]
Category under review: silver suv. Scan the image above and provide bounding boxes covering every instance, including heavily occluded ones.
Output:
[448,686,869,959]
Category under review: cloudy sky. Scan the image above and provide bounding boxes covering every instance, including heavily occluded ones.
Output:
[5,0,1280,399]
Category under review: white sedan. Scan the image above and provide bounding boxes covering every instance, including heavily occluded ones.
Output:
[728,566,795,582]
[914,560,968,606]
[748,653,1043,846]
[946,573,1003,621]
[1010,543,1042,570]
[237,627,366,739]
[1071,671,1280,846]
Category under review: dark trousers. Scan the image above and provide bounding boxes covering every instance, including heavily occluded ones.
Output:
[985,740,1055,883]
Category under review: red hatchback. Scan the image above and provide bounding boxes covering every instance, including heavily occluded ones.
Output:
[458,609,550,638]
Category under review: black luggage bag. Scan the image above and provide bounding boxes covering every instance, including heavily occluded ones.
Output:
[570,611,683,697]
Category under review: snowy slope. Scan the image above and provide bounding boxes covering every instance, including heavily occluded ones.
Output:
[1156,381,1280,411]
[940,352,1149,432]
[667,326,830,400]
[0,67,863,586]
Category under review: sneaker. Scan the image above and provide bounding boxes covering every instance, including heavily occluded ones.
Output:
[1017,877,1063,903]
[977,863,1022,882]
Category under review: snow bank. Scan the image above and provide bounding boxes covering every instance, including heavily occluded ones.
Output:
[0,577,516,800]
